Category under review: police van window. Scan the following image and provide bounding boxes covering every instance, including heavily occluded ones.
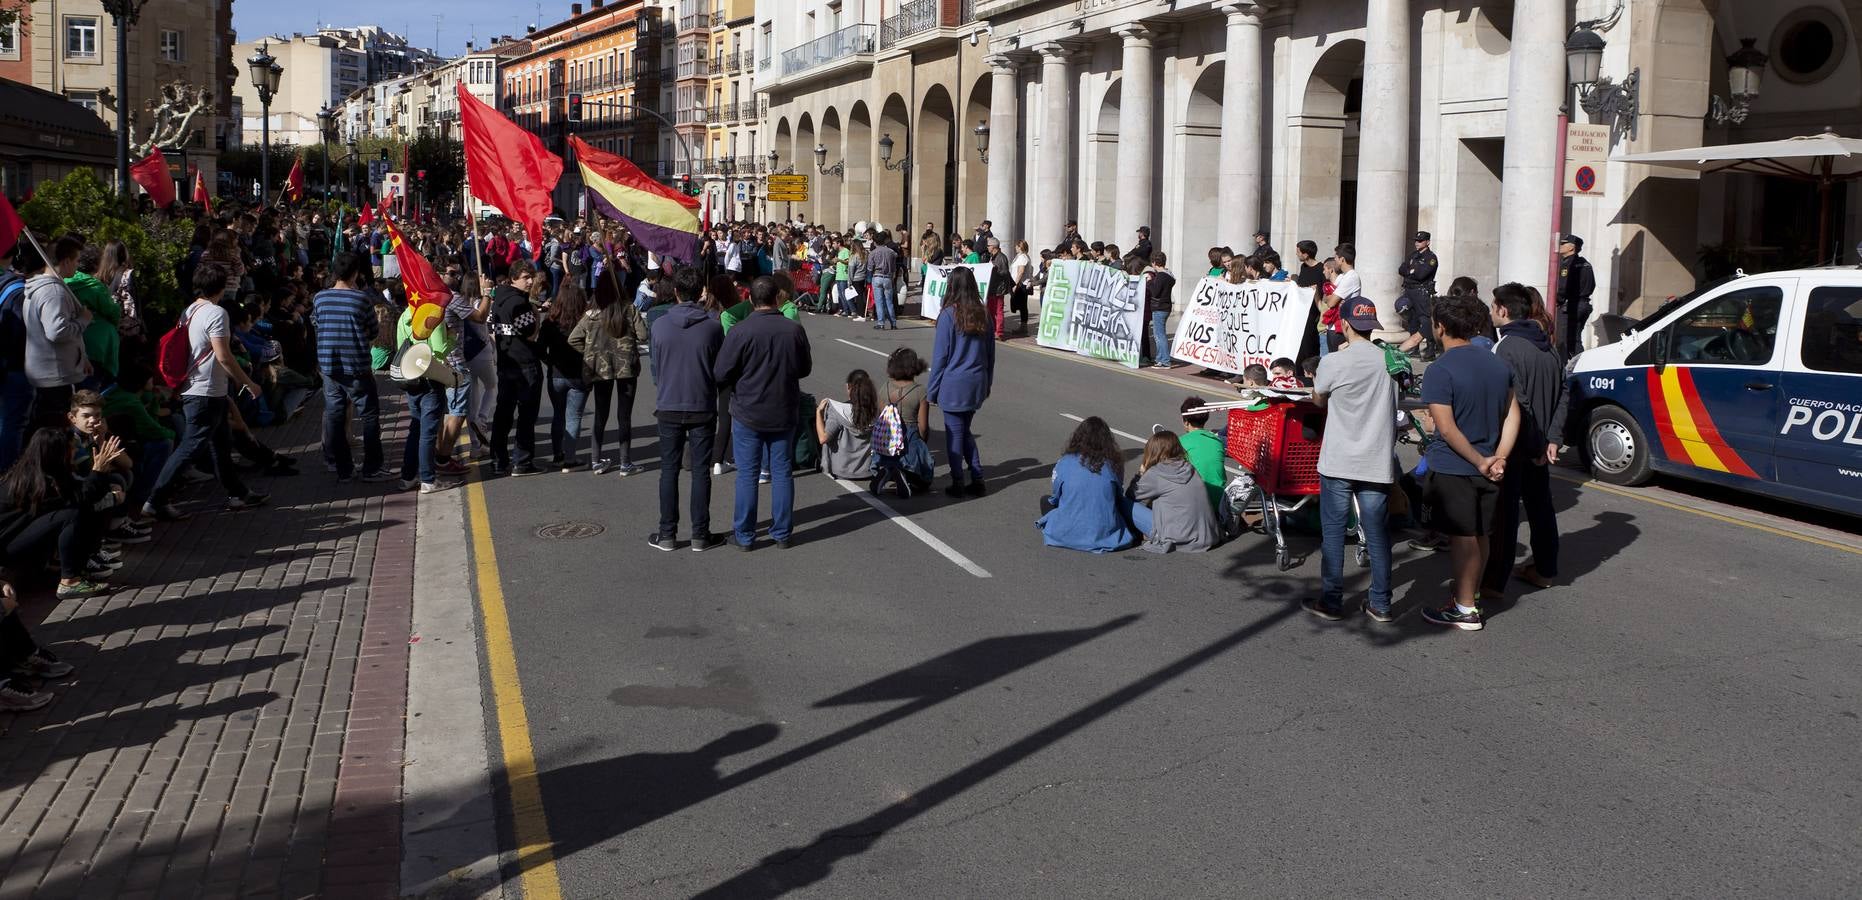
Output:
[1800,286,1862,375]
[1665,286,1783,366]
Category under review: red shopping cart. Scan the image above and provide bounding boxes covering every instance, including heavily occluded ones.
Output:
[1226,401,1328,571]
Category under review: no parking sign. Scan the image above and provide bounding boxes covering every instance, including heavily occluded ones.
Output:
[1564,124,1609,196]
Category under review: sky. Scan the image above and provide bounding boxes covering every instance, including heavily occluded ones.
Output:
[233,1,580,57]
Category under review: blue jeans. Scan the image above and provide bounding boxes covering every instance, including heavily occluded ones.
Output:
[656,418,716,539]
[836,280,855,316]
[731,428,794,545]
[1129,498,1154,537]
[1151,310,1170,364]
[1320,476,1392,612]
[547,374,588,462]
[871,276,897,327]
[127,439,173,509]
[322,373,383,477]
[399,387,445,484]
[0,370,34,473]
[942,409,983,484]
[150,396,249,504]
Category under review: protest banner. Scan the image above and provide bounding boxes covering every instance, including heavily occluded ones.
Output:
[920,263,995,321]
[1036,260,1145,368]
[1169,277,1313,375]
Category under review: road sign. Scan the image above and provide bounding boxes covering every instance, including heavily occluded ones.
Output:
[767,173,809,202]
[379,172,405,199]
[734,180,752,204]
[1564,123,1609,196]
[368,159,390,185]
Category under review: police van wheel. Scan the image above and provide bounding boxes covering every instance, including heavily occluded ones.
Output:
[1587,406,1652,487]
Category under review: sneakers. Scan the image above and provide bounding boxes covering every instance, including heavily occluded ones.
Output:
[710,462,736,477]
[55,580,112,600]
[646,533,679,552]
[1364,604,1398,624]
[590,458,615,475]
[437,459,471,477]
[965,480,987,498]
[359,470,398,483]
[141,502,188,522]
[614,462,642,477]
[107,521,153,544]
[0,680,54,712]
[758,470,771,485]
[690,533,726,553]
[1301,597,1347,621]
[1421,604,1484,631]
[13,649,74,680]
[399,478,421,492]
[226,492,269,511]
[1407,534,1449,552]
[559,457,586,472]
[774,538,793,550]
[510,464,544,477]
[181,468,214,484]
[419,480,462,494]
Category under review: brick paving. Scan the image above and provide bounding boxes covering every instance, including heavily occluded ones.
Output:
[0,398,418,900]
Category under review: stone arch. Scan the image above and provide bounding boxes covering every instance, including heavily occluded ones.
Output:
[844,101,874,231]
[1174,63,1224,273]
[876,93,911,233]
[1288,39,1364,252]
[1090,79,1122,246]
[959,73,991,237]
[818,107,844,227]
[916,84,956,242]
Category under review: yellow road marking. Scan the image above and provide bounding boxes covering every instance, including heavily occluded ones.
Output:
[464,476,564,899]
[1553,470,1862,557]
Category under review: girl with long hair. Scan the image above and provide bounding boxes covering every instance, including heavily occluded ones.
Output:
[570,258,649,476]
[1036,416,1133,553]
[539,282,591,470]
[0,428,120,598]
[1129,431,1221,553]
[815,369,878,480]
[928,268,996,497]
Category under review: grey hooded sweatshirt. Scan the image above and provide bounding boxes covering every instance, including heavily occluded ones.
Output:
[1132,458,1222,553]
[23,273,88,388]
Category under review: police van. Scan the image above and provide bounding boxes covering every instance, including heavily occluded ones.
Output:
[1568,268,1862,517]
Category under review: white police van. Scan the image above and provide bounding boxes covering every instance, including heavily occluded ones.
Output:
[1568,268,1862,517]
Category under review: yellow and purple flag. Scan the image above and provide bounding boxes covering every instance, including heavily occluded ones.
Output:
[569,135,701,264]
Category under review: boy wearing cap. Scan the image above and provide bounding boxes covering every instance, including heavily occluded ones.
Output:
[1557,234,1596,357]
[1303,295,1400,623]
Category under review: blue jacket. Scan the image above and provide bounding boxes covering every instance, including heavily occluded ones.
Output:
[927,306,995,412]
[714,308,813,433]
[649,303,723,416]
[1036,454,1135,553]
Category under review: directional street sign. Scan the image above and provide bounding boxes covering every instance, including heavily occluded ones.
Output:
[767,173,810,203]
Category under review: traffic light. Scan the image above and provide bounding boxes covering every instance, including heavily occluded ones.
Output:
[567,92,583,123]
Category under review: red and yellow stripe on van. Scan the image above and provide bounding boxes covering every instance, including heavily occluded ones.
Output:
[1644,367,1760,478]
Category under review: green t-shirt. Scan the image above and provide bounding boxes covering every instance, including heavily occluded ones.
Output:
[721,300,799,332]
[1179,427,1228,508]
[835,247,851,281]
[396,305,456,359]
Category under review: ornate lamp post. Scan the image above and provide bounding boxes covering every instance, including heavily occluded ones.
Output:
[248,43,283,201]
[814,142,844,179]
[1710,38,1769,125]
[973,120,990,164]
[316,106,335,202]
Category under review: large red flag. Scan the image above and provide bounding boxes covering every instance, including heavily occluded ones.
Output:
[0,193,21,259]
[457,82,561,259]
[284,157,305,203]
[129,149,176,207]
[192,169,214,215]
[381,215,448,308]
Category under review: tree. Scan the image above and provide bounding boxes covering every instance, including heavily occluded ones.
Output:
[18,170,192,315]
[127,82,214,158]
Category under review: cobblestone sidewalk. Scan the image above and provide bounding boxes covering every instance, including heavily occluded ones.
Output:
[0,400,417,900]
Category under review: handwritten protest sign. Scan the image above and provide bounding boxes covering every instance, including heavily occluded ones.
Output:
[920,263,995,321]
[1036,260,1144,368]
[1170,277,1312,374]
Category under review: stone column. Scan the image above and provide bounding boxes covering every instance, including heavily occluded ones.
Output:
[986,54,1023,248]
[1113,24,1157,248]
[1355,0,1412,329]
[1495,0,1567,298]
[1034,42,1076,251]
[1217,2,1266,249]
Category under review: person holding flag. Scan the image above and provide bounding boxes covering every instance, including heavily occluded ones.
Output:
[457,82,562,261]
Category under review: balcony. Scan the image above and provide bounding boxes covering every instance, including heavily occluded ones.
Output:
[780,23,877,78]
[677,58,711,80]
[737,100,759,122]
[881,0,977,49]
[723,51,742,74]
[758,55,771,72]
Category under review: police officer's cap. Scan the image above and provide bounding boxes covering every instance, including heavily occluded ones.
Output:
[1561,234,1584,250]
[1413,231,1430,242]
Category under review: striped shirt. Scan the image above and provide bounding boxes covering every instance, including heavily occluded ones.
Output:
[312,288,380,378]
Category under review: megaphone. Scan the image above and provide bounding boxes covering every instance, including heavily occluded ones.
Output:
[392,341,458,388]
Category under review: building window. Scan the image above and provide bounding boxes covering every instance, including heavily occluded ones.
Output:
[160,29,184,62]
[0,20,19,60]
[68,90,102,114]
[66,16,100,60]
[1770,7,1847,86]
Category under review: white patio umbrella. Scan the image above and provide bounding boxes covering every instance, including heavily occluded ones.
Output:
[1615,127,1862,263]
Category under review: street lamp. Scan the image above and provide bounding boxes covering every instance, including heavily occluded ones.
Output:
[878,133,911,173]
[317,105,335,202]
[1565,23,1637,137]
[973,120,990,164]
[815,142,844,179]
[248,42,283,201]
[767,149,779,172]
[1710,38,1769,125]
[346,137,359,207]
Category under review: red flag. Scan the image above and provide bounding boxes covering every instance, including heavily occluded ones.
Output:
[457,82,561,259]
[0,193,20,259]
[381,216,449,307]
[358,200,373,227]
[192,169,214,215]
[129,149,176,207]
[284,157,305,203]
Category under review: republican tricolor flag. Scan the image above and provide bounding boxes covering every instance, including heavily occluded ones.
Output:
[569,135,700,264]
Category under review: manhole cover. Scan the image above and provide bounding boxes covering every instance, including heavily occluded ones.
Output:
[535,521,605,540]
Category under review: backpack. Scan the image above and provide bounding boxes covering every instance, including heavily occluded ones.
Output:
[158,303,214,390]
[0,273,23,376]
[872,401,905,456]
[792,391,821,471]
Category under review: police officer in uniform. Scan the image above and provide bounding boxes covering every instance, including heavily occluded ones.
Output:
[1557,234,1596,358]
[1398,231,1439,358]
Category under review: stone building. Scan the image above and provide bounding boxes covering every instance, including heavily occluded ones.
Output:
[758,0,1862,337]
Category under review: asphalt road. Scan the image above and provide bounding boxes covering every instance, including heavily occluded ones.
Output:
[465,311,1862,899]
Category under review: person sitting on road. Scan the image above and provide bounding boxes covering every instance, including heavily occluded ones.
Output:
[1175,397,1227,511]
[0,427,122,599]
[1036,416,1135,554]
[1129,431,1222,554]
[0,575,77,712]
[816,369,877,482]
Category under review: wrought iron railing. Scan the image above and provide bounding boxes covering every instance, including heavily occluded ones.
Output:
[780,24,877,77]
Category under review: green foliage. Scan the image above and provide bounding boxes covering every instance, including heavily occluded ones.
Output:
[17,169,192,315]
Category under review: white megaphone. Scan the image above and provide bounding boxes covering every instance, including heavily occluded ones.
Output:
[391,342,458,388]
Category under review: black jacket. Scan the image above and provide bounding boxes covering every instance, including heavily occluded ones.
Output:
[1145,270,1177,315]
[1558,255,1596,306]
[1493,320,1569,455]
[490,284,541,367]
[713,309,812,433]
[0,471,114,547]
